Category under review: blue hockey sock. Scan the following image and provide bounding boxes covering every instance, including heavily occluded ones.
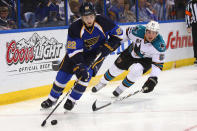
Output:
[49,70,73,100]
[69,82,87,100]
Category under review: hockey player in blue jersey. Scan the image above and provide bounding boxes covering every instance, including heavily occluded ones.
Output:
[92,21,166,96]
[41,2,123,110]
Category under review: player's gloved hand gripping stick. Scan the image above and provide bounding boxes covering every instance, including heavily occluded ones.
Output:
[41,53,102,127]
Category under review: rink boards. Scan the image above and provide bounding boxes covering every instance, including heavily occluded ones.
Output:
[0,22,195,105]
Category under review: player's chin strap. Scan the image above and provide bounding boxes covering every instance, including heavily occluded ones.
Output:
[92,87,148,112]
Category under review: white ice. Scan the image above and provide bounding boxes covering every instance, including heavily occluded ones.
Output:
[1,65,197,131]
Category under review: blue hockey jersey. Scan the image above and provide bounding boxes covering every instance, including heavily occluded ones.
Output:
[66,15,123,59]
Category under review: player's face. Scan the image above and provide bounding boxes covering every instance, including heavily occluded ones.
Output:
[145,30,158,42]
[82,14,96,27]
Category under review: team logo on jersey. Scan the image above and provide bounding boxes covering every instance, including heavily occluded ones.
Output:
[136,39,142,44]
[159,54,165,60]
[85,6,89,10]
[159,42,165,50]
[84,35,100,49]
[116,57,122,64]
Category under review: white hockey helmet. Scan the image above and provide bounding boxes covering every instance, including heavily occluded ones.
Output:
[146,20,160,33]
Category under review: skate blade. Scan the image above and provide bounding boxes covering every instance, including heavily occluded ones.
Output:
[40,108,53,111]
[110,96,119,99]
[64,110,69,114]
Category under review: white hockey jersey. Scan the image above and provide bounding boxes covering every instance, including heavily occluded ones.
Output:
[124,25,166,77]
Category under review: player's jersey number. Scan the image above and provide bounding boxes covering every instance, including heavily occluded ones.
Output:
[67,41,76,49]
[116,28,122,35]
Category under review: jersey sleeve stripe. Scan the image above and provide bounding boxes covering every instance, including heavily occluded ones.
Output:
[80,25,85,38]
[68,49,83,58]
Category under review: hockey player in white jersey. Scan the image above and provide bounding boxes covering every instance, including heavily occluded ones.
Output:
[92,20,166,96]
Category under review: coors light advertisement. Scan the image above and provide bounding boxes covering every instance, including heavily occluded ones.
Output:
[6,33,64,76]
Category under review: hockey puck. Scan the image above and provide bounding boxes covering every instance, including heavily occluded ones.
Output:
[51,120,58,125]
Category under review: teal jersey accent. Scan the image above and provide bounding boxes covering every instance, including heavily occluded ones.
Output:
[151,34,166,52]
[131,25,146,39]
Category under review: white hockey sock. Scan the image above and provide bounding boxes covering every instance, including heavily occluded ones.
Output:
[101,64,124,84]
[48,95,58,102]
[115,83,128,94]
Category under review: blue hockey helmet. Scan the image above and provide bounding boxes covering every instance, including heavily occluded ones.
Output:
[79,2,96,16]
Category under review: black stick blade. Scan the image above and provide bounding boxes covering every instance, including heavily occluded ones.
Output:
[41,120,46,127]
[92,100,97,111]
[92,100,111,111]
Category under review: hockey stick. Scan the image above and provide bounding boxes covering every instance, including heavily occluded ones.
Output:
[92,88,146,111]
[41,90,70,127]
[41,53,102,126]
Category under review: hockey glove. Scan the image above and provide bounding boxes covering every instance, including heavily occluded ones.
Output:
[100,42,114,57]
[52,60,61,71]
[142,77,158,93]
[74,64,90,82]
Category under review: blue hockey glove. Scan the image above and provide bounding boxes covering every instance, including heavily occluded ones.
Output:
[100,39,121,57]
[73,64,90,82]
[100,42,114,57]
[52,60,61,71]
[142,77,158,93]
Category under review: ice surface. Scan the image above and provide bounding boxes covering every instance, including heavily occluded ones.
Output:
[1,65,197,131]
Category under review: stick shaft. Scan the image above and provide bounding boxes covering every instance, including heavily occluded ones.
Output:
[41,91,70,125]
[92,89,143,111]
[41,53,102,126]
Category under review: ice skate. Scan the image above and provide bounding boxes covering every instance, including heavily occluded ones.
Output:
[92,82,106,93]
[41,98,57,109]
[64,98,75,111]
[112,86,124,97]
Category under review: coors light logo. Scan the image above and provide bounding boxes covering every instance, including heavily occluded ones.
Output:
[6,33,63,75]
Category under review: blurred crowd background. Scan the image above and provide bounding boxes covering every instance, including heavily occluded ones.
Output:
[0,0,187,30]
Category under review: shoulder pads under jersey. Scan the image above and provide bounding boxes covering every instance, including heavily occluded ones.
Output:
[131,25,146,39]
[95,14,116,32]
[151,34,166,52]
[68,19,83,38]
